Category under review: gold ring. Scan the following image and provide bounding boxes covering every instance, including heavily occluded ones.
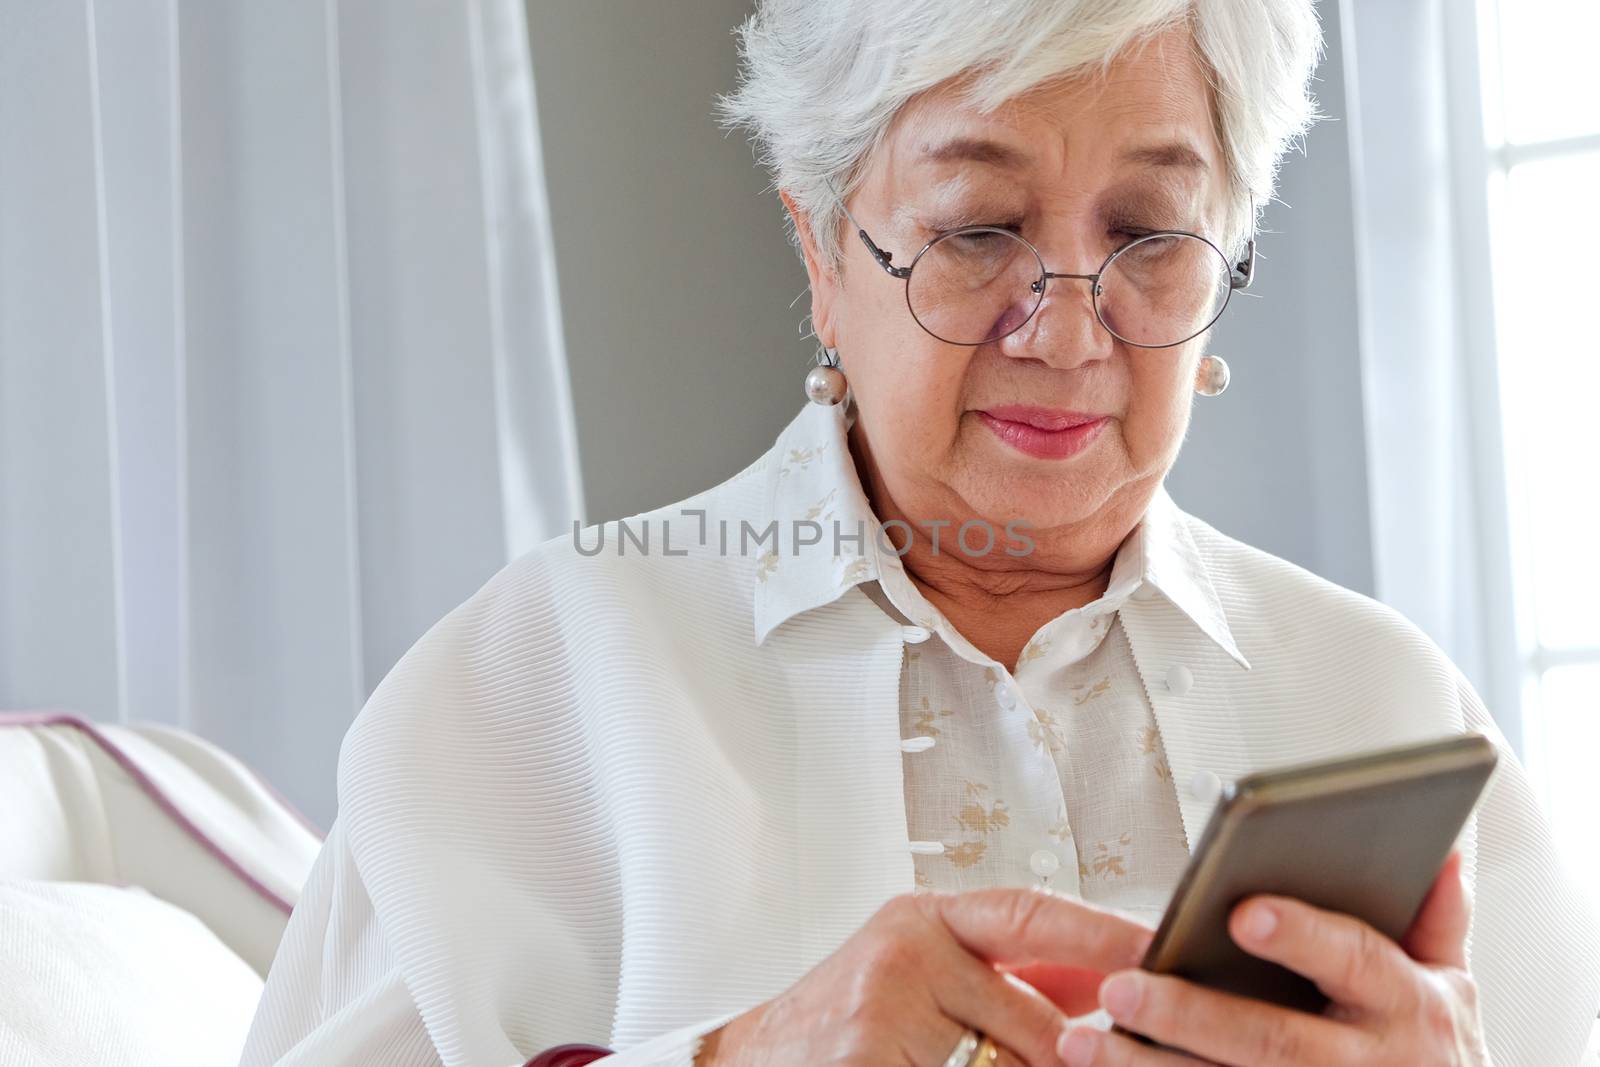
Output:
[971,1035,1001,1065]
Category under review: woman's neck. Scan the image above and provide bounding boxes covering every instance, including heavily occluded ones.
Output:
[849,426,1130,672]
[896,531,1117,673]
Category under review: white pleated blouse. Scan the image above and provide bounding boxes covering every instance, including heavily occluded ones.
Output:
[243,399,1600,1067]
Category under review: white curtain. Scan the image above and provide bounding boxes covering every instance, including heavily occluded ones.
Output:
[0,0,584,827]
[1346,0,1510,737]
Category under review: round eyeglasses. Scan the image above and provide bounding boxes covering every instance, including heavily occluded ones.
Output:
[828,184,1255,348]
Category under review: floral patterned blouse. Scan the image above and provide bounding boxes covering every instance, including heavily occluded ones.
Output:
[861,527,1204,936]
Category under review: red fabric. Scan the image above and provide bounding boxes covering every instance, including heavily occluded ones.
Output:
[522,1044,613,1067]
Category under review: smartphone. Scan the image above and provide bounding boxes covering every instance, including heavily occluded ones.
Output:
[1124,732,1498,1025]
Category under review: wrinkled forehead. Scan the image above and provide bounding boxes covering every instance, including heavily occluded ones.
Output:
[874,29,1224,206]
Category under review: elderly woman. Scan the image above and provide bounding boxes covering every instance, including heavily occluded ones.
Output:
[243,2,1599,1065]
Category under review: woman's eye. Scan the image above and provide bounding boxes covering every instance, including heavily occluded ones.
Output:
[943,223,1022,238]
[949,230,1014,251]
[929,218,1023,235]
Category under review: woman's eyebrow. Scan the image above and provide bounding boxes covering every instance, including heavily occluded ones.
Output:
[917,136,1032,170]
[1119,140,1209,171]
[917,136,1210,174]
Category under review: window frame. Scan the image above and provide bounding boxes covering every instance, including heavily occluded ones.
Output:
[1441,0,1600,786]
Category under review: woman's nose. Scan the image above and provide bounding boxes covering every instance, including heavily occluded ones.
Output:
[997,271,1115,370]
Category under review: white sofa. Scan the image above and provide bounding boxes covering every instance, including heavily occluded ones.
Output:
[0,712,322,1066]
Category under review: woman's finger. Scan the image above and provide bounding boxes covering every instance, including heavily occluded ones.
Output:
[923,888,1155,979]
[1089,970,1371,1067]
[920,932,1093,1067]
[910,1010,1031,1067]
[1226,894,1421,1015]
[1057,1024,1214,1066]
[1003,962,1109,1017]
[1399,851,1472,968]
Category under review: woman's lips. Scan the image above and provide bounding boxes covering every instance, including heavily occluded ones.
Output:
[976,405,1108,460]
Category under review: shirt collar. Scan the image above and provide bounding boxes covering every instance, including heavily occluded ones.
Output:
[751,398,880,645]
[751,399,1250,670]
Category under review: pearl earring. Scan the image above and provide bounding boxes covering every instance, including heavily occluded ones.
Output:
[805,347,848,406]
[1195,354,1230,397]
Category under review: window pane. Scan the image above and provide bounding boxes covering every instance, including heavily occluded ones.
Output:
[1493,0,1600,143]
[1529,665,1600,911]
[1496,153,1600,649]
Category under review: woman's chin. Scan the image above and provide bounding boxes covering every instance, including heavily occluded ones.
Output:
[952,474,1115,534]
[952,442,1122,530]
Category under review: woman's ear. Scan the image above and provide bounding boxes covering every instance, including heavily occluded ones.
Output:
[779,188,841,350]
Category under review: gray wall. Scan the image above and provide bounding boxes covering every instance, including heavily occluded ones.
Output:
[527,0,1375,595]
[527,0,809,524]
[1169,0,1375,596]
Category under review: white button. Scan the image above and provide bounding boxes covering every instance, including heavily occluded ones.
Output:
[1131,582,1159,601]
[902,625,932,643]
[1165,664,1194,696]
[900,736,936,753]
[1029,848,1060,878]
[909,840,946,855]
[1189,770,1222,802]
[994,681,1017,710]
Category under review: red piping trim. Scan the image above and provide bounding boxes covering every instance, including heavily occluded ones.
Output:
[522,1045,613,1066]
[0,709,322,917]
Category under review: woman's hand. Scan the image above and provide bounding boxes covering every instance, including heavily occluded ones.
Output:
[696,887,1155,1066]
[1058,851,1490,1066]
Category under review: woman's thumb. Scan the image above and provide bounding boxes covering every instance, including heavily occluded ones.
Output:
[1401,850,1473,968]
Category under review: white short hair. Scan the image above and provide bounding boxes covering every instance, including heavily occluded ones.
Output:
[713,0,1325,277]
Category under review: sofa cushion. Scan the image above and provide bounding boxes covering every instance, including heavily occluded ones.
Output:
[0,880,264,1067]
[0,712,322,975]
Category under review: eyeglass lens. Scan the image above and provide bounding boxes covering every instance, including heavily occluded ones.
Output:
[904,228,1233,347]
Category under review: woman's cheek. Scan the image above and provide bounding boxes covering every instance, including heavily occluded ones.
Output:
[1117,404,1159,471]
[1158,368,1201,461]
